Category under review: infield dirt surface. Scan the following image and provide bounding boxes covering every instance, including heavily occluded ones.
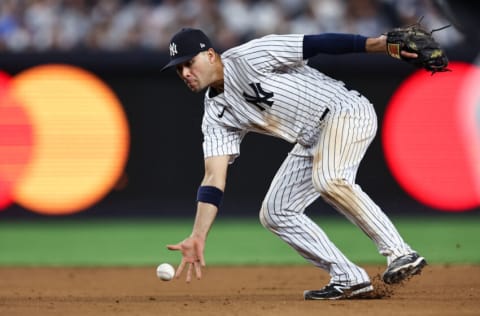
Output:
[0,265,478,315]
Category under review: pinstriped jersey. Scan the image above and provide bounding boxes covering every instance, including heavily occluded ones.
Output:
[202,34,364,162]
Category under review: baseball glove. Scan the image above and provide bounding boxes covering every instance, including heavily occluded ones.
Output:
[386,21,450,74]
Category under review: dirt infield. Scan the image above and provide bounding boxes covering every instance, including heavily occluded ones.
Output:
[0,265,478,315]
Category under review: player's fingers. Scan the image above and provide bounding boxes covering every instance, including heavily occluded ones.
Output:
[186,263,193,283]
[199,253,206,267]
[194,241,206,267]
[166,244,181,251]
[175,260,186,278]
[401,51,418,58]
[194,261,202,279]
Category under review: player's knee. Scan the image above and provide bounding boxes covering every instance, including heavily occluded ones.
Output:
[259,200,274,230]
[313,177,353,201]
[259,198,284,231]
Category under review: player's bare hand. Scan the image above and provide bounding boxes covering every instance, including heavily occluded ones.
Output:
[167,236,206,282]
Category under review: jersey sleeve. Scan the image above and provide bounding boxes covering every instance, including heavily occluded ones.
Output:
[202,123,246,164]
[225,34,304,72]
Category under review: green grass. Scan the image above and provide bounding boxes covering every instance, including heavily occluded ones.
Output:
[0,216,478,266]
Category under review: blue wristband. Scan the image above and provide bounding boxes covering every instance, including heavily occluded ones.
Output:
[197,186,224,208]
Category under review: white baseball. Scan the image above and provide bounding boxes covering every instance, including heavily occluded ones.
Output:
[156,263,175,281]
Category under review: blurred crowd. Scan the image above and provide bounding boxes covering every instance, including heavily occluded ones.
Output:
[0,0,464,53]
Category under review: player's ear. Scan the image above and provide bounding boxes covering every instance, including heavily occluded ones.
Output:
[206,48,218,64]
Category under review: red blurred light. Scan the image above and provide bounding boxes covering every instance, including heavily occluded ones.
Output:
[382,62,480,211]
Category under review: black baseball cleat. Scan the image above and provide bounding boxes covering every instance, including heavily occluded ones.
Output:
[382,253,427,284]
[304,282,373,300]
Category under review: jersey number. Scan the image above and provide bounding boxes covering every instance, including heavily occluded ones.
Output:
[243,82,274,111]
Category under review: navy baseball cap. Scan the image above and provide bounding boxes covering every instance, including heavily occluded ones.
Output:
[161,28,213,71]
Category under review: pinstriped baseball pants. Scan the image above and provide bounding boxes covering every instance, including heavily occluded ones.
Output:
[259,99,413,286]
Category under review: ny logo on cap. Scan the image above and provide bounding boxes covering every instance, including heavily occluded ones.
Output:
[169,43,178,57]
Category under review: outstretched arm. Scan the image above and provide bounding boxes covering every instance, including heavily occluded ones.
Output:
[303,33,417,59]
[167,155,230,282]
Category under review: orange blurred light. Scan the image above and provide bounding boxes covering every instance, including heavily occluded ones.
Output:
[10,65,130,215]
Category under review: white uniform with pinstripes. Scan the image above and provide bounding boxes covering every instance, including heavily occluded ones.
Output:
[202,34,413,286]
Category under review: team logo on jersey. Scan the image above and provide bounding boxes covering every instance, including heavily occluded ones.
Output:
[217,106,226,118]
[243,82,274,111]
[169,43,178,56]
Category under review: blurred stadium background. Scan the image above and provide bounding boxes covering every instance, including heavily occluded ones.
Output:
[0,0,479,265]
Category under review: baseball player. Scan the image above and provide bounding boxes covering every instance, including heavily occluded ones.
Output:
[164,28,426,300]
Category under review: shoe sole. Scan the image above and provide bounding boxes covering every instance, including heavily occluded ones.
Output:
[303,284,374,300]
[383,257,427,284]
